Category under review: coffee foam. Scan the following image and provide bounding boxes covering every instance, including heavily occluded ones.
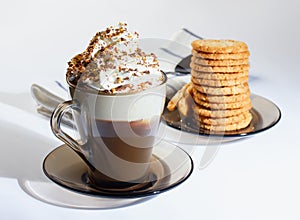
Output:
[73,82,166,121]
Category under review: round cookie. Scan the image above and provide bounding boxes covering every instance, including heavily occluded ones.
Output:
[191,69,249,80]
[192,49,250,60]
[196,111,252,126]
[193,102,252,118]
[192,94,252,110]
[190,62,250,73]
[191,39,249,54]
[191,76,249,87]
[191,87,251,103]
[191,56,249,67]
[198,113,253,131]
[192,82,250,95]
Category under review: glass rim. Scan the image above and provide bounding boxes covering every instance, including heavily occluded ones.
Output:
[67,71,167,96]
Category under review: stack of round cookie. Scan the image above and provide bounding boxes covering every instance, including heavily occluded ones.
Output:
[190,39,252,132]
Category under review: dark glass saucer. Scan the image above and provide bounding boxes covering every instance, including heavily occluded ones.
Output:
[43,140,193,198]
[163,94,281,137]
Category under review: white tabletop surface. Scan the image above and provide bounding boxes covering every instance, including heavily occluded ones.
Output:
[1,0,300,219]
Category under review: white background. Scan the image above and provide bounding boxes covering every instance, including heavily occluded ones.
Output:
[1,0,300,219]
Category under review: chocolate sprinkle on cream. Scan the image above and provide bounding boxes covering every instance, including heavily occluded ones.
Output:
[67,22,164,93]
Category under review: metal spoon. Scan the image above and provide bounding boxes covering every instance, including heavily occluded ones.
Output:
[174,55,191,74]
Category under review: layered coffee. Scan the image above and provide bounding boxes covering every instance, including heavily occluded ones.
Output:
[84,116,160,187]
[62,23,167,184]
[70,83,166,183]
[97,117,160,159]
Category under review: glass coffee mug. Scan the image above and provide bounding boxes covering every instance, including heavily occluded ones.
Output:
[50,74,167,190]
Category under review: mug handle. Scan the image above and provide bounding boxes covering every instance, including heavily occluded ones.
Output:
[50,100,84,157]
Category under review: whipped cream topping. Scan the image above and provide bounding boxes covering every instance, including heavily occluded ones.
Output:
[66,23,164,93]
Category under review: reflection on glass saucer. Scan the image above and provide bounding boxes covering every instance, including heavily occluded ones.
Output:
[163,94,281,137]
[43,140,193,198]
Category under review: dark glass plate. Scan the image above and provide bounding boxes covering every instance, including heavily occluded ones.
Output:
[43,140,193,198]
[163,94,281,137]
